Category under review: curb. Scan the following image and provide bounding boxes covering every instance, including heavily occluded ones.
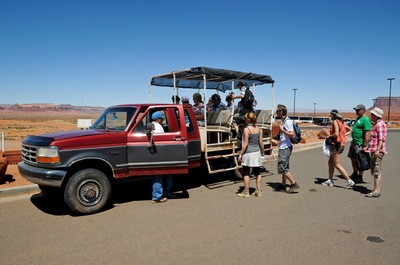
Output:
[0,184,40,198]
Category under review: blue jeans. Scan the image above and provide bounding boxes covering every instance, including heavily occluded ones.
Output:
[152,175,172,200]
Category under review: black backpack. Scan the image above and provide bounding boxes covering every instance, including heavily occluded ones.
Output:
[242,88,254,108]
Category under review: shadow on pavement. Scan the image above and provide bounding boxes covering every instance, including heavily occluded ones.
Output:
[28,169,245,215]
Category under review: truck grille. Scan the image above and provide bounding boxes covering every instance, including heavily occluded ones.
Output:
[21,144,38,163]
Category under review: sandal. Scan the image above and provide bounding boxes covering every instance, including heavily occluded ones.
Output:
[365,191,380,198]
[152,197,168,203]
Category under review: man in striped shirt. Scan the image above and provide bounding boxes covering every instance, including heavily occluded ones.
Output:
[366,107,387,198]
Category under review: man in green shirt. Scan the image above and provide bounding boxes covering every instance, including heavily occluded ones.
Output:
[348,104,371,183]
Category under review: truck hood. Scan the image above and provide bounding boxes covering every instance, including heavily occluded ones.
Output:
[23,129,127,149]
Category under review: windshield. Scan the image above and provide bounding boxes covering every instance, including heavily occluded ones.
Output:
[91,107,136,131]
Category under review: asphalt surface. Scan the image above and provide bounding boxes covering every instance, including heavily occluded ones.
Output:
[1,131,399,265]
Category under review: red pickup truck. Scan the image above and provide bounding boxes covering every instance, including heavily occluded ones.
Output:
[18,67,275,215]
[18,104,205,214]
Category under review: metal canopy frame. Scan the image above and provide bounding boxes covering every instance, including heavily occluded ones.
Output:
[148,66,276,174]
[149,66,275,112]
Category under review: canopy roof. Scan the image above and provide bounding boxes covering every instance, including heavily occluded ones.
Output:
[150,66,275,92]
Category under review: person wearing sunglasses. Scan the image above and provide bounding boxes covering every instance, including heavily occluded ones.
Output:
[348,104,371,184]
[274,105,300,193]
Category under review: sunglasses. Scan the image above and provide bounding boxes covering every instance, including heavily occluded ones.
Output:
[276,110,282,113]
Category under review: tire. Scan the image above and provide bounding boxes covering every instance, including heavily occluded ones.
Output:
[64,168,111,215]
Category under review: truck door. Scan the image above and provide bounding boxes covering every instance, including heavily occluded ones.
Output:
[126,106,189,176]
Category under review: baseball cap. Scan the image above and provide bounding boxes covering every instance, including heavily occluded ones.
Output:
[237,81,247,87]
[370,107,384,118]
[353,104,366,111]
[181,96,189,103]
[151,112,163,120]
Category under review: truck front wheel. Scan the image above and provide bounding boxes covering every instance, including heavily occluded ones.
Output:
[64,168,111,215]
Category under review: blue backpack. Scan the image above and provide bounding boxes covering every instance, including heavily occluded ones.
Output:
[284,117,302,144]
[291,122,302,144]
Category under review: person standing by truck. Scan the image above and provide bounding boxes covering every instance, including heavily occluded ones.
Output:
[275,104,300,193]
[322,109,354,189]
[366,107,387,198]
[237,112,265,198]
[348,104,371,184]
[151,111,173,203]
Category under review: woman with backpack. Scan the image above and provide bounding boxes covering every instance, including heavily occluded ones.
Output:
[322,109,355,189]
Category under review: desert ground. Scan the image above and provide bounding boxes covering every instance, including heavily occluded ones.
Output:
[1,109,399,189]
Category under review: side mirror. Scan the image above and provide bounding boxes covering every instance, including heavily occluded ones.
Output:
[146,123,155,154]
[146,123,155,132]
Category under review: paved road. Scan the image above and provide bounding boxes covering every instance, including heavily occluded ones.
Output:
[0,131,399,265]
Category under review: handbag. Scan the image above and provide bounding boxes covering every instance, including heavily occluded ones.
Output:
[357,151,371,171]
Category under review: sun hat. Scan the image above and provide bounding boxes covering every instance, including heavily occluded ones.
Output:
[151,112,163,120]
[353,104,366,110]
[370,107,384,118]
[330,109,342,119]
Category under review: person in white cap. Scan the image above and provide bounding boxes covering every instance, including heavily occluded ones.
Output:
[348,104,371,183]
[366,107,387,198]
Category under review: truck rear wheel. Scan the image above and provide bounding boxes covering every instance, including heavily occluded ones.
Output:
[64,168,111,215]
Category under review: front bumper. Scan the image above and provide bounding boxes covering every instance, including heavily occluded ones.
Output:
[18,162,67,188]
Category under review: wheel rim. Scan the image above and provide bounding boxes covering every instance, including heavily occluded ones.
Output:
[76,179,103,206]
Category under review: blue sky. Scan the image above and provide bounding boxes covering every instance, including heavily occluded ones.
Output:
[1,0,399,113]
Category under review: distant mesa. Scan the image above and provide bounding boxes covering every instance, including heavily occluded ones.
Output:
[0,103,105,112]
[370,97,400,113]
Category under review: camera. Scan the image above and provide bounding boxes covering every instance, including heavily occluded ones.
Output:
[334,141,341,151]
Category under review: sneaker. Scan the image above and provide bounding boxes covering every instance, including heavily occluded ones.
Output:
[287,182,300,193]
[353,176,364,184]
[238,190,250,198]
[252,190,262,197]
[322,179,334,187]
[365,191,380,198]
[345,179,355,189]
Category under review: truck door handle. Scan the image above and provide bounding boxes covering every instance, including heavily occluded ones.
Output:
[174,137,185,141]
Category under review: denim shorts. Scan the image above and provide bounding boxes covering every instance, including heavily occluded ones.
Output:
[278,146,293,174]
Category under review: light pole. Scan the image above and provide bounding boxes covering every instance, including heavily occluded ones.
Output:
[313,103,316,119]
[387,78,395,122]
[372,98,377,107]
[293,88,298,116]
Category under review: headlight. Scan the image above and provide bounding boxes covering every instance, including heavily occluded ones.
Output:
[37,147,60,163]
